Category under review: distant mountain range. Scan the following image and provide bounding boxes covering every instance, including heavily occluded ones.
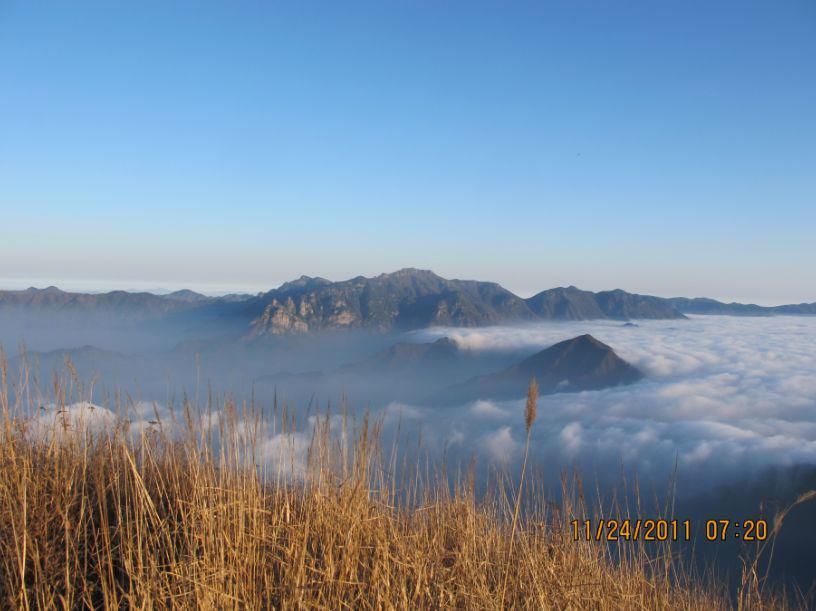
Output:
[665,297,816,317]
[435,334,643,403]
[0,286,194,318]
[0,286,251,319]
[2,269,814,335]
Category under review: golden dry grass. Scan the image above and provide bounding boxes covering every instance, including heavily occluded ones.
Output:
[0,355,798,609]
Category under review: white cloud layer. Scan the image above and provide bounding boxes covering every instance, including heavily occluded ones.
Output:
[403,316,816,490]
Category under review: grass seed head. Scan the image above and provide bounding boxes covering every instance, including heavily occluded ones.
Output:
[525,377,538,434]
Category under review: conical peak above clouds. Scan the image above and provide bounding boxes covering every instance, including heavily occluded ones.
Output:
[506,334,642,387]
[436,334,643,403]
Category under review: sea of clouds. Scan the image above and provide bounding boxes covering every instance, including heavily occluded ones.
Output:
[29,315,816,492]
[394,315,816,491]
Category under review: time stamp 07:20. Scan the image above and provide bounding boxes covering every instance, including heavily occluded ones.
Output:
[571,519,769,542]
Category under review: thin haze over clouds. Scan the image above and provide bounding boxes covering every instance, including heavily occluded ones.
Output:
[0,1,814,303]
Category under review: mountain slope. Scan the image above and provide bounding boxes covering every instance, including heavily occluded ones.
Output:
[524,286,607,320]
[437,334,643,402]
[594,289,686,319]
[525,287,685,320]
[247,270,694,336]
[248,269,537,336]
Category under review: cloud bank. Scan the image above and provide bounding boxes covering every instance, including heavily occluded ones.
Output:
[400,316,816,490]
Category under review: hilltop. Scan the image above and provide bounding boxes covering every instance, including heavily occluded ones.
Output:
[436,334,643,402]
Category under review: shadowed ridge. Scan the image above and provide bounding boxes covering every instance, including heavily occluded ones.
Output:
[668,296,816,316]
[525,286,607,320]
[435,333,643,403]
[526,287,685,320]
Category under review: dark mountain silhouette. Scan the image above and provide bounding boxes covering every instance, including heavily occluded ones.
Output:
[339,337,460,375]
[436,334,643,402]
[525,286,685,320]
[253,335,510,406]
[772,303,816,315]
[0,286,206,319]
[594,289,686,319]
[524,286,607,319]
[668,297,816,316]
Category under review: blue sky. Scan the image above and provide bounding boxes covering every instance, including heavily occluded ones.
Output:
[1,1,814,303]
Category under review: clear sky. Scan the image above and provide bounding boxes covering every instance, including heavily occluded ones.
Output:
[1,1,814,303]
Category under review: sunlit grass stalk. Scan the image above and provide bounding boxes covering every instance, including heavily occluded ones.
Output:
[500,377,538,609]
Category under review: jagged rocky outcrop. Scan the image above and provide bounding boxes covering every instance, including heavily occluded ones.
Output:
[247,269,537,336]
[246,269,690,336]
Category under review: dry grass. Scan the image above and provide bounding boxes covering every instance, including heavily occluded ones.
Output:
[0,355,798,609]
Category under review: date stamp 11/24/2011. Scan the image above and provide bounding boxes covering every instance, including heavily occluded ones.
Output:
[571,519,769,542]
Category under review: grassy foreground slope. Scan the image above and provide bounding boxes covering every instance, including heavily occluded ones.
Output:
[0,373,793,609]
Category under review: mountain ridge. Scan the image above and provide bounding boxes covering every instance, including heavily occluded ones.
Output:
[246,268,538,336]
[4,269,814,335]
[666,297,816,316]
